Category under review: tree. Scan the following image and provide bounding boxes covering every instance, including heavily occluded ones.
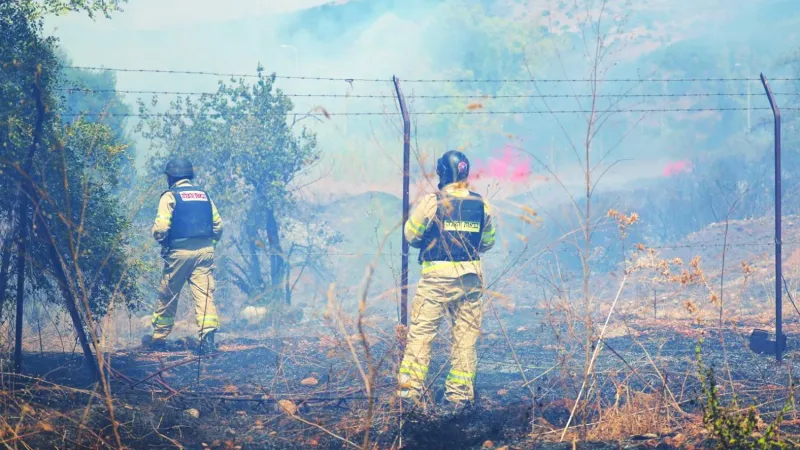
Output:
[137,67,323,308]
[56,53,137,187]
[281,209,343,304]
[0,0,140,373]
[45,118,142,314]
[20,0,127,19]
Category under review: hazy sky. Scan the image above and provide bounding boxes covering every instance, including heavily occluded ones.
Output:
[44,0,800,202]
[51,0,350,30]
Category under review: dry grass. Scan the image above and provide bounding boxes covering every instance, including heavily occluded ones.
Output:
[585,391,676,441]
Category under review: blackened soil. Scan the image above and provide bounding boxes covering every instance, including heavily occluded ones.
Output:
[0,324,793,449]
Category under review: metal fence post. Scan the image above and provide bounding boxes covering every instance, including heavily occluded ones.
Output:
[393,76,410,327]
[760,73,783,362]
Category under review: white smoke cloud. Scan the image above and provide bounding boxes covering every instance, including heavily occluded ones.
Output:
[42,0,795,202]
[47,0,351,30]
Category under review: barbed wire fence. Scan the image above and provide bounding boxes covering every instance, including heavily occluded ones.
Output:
[60,66,800,112]
[2,65,799,448]
[53,65,800,324]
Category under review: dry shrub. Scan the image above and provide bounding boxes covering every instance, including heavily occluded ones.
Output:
[586,391,673,441]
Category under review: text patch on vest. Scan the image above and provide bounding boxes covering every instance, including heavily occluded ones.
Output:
[443,220,481,233]
[178,191,209,202]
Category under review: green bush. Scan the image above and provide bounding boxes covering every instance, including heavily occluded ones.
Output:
[696,340,792,449]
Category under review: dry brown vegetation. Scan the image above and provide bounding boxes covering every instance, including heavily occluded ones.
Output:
[4,1,800,450]
[3,158,800,449]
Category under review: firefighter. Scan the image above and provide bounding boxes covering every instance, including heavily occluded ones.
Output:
[397,150,496,413]
[144,158,223,355]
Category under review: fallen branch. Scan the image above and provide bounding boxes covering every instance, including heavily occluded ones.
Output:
[129,353,219,388]
[289,414,361,449]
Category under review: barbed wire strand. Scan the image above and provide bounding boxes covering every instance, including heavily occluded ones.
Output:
[404,77,800,83]
[59,107,800,118]
[55,87,800,99]
[63,66,388,83]
[62,66,800,84]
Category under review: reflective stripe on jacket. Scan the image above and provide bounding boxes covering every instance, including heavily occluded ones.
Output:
[404,183,496,277]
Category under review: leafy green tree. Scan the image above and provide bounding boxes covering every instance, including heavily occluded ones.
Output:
[56,54,137,187]
[0,0,61,319]
[0,0,140,369]
[21,0,127,19]
[136,67,324,307]
[45,119,141,314]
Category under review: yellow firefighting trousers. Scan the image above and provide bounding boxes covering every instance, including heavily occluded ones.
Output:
[398,272,484,402]
[151,241,220,340]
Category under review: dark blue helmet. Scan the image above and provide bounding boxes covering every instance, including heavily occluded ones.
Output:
[436,150,470,188]
[163,158,194,179]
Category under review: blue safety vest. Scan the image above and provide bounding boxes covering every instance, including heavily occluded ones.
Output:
[165,185,214,243]
[418,191,485,263]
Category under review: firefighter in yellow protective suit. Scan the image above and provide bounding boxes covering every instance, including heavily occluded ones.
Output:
[398,150,496,414]
[145,158,223,355]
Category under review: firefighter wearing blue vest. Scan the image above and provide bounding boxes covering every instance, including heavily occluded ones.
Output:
[145,158,223,355]
[398,150,497,413]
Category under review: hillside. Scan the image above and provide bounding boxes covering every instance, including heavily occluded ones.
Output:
[583,214,800,328]
[308,191,405,314]
[309,187,800,320]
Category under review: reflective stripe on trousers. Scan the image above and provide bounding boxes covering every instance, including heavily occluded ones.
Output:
[396,272,483,402]
[151,244,220,341]
[446,369,475,386]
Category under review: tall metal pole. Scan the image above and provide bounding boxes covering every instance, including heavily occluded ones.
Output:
[760,73,782,362]
[393,76,410,327]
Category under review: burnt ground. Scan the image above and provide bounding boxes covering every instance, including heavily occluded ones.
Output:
[1,318,799,450]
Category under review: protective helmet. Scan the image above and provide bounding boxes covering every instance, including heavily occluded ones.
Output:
[436,150,470,188]
[163,158,194,179]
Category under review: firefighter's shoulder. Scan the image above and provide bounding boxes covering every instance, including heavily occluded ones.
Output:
[156,190,178,210]
[412,192,440,216]
[414,192,439,206]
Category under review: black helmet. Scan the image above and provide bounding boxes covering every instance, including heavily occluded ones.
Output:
[163,158,194,179]
[436,150,470,189]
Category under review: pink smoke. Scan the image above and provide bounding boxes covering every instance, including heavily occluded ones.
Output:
[662,160,694,177]
[470,147,533,183]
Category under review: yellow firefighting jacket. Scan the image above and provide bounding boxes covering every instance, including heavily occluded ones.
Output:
[152,179,223,249]
[404,182,496,277]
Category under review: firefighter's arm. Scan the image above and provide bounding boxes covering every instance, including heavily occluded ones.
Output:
[404,193,437,249]
[479,200,497,252]
[211,200,223,245]
[152,192,175,244]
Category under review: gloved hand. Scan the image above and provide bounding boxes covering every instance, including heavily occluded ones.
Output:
[160,244,170,259]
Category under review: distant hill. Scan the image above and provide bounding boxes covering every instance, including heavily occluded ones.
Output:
[316,190,403,256]
[299,183,799,324]
[306,191,405,314]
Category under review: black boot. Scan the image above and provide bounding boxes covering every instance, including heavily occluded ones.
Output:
[437,397,475,420]
[197,330,217,355]
[141,335,167,352]
[398,392,427,422]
